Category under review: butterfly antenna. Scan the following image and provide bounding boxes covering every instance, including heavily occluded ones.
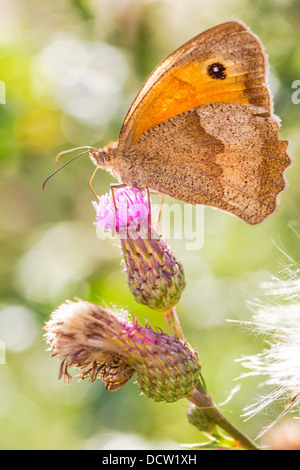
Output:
[55,146,94,164]
[42,148,93,191]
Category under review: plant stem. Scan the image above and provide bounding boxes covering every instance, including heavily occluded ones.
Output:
[164,307,184,340]
[188,382,259,450]
[164,303,257,449]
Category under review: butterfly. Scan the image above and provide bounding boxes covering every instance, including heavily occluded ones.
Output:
[53,20,292,225]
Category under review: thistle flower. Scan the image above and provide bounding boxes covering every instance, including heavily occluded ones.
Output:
[235,260,300,436]
[92,187,185,312]
[44,300,201,402]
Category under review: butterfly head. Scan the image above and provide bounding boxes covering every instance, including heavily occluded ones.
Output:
[89,148,108,167]
[89,140,118,169]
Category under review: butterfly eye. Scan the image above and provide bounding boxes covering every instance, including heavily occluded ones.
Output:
[207,62,226,80]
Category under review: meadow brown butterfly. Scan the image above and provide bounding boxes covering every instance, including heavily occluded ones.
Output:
[55,21,291,225]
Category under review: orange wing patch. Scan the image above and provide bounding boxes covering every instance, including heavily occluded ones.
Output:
[118,21,270,151]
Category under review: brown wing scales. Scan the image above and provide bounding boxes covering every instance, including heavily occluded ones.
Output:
[121,103,290,225]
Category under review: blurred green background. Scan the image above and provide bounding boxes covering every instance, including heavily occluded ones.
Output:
[0,0,300,450]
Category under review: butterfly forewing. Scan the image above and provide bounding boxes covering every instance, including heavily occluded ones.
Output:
[118,20,271,151]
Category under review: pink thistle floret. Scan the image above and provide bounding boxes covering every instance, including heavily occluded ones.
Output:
[92,187,149,235]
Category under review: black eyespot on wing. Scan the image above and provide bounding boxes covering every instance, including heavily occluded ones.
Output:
[207,62,226,80]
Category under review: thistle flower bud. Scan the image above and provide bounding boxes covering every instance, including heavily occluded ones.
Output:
[121,235,185,311]
[44,300,200,402]
[187,403,218,435]
[92,187,185,311]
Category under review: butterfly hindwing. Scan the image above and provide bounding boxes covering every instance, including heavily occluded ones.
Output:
[123,103,289,225]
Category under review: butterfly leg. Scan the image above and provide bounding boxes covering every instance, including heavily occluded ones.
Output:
[146,187,152,235]
[156,194,164,231]
[110,183,127,236]
[89,165,100,200]
[110,183,127,210]
[146,189,163,233]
